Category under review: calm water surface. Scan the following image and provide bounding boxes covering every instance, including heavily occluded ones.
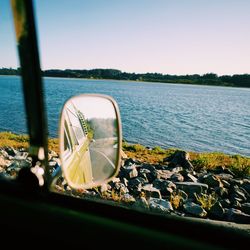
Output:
[0,75,249,156]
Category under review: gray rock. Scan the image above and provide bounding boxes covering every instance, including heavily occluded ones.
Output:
[171,166,183,173]
[21,159,32,168]
[202,174,222,188]
[152,179,176,196]
[196,169,208,178]
[124,158,138,166]
[154,164,169,170]
[138,168,151,182]
[27,156,32,162]
[215,173,234,181]
[5,147,17,157]
[7,159,31,170]
[141,184,162,199]
[85,190,97,196]
[241,203,250,215]
[140,164,157,182]
[6,161,24,176]
[220,198,231,208]
[214,166,231,174]
[112,177,121,183]
[153,179,176,189]
[0,149,9,159]
[209,201,225,219]
[183,202,207,218]
[128,177,146,194]
[232,200,241,209]
[127,165,138,179]
[185,173,198,183]
[231,186,247,202]
[175,182,208,198]
[123,193,136,203]
[48,161,58,167]
[177,190,188,202]
[141,163,156,172]
[238,186,249,200]
[114,182,129,194]
[226,208,250,224]
[164,150,193,170]
[14,153,28,161]
[119,165,138,179]
[229,179,244,186]
[100,183,110,193]
[120,177,128,187]
[0,155,10,168]
[214,187,229,198]
[133,197,149,210]
[221,179,231,188]
[170,173,184,182]
[156,170,173,180]
[149,198,173,213]
[241,179,250,193]
[215,166,235,177]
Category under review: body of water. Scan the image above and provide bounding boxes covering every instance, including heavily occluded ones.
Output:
[0,75,249,156]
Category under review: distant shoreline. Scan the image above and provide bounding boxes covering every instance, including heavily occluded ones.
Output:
[2,73,250,90]
[0,68,250,88]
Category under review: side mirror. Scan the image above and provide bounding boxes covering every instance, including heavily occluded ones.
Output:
[59,94,122,189]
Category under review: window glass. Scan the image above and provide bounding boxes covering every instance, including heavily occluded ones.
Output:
[63,124,71,153]
[0,0,28,179]
[33,0,250,225]
[66,108,85,145]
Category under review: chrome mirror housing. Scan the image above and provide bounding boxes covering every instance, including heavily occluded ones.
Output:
[59,94,122,189]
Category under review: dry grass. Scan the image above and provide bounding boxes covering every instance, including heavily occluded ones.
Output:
[1,132,249,177]
[48,138,59,153]
[194,192,218,211]
[170,191,184,209]
[0,132,29,149]
[123,141,250,177]
[122,142,176,164]
[97,188,134,204]
[190,152,250,177]
[0,131,59,153]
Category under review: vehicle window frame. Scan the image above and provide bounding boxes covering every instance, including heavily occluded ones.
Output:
[62,120,73,161]
[4,2,249,249]
[66,107,86,147]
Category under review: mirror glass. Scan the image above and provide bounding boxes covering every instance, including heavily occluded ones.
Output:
[59,94,121,189]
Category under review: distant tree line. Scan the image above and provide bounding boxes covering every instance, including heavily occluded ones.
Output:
[1,67,250,88]
[0,67,21,75]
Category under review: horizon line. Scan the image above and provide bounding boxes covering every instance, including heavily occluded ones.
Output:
[1,67,250,77]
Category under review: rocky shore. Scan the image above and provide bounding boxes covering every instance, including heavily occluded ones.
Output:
[1,147,250,224]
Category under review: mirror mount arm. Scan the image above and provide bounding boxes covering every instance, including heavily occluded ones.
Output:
[11,0,49,187]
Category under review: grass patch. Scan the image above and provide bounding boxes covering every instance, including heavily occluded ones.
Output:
[195,192,218,211]
[190,152,250,177]
[122,142,146,152]
[170,190,185,209]
[48,138,59,153]
[229,155,250,178]
[122,141,176,164]
[0,131,59,153]
[1,132,249,177]
[0,131,29,149]
[122,141,250,177]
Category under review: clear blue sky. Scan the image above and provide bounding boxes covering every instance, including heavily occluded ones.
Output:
[1,0,250,75]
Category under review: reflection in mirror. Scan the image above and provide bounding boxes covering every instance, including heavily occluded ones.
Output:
[59,94,121,189]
